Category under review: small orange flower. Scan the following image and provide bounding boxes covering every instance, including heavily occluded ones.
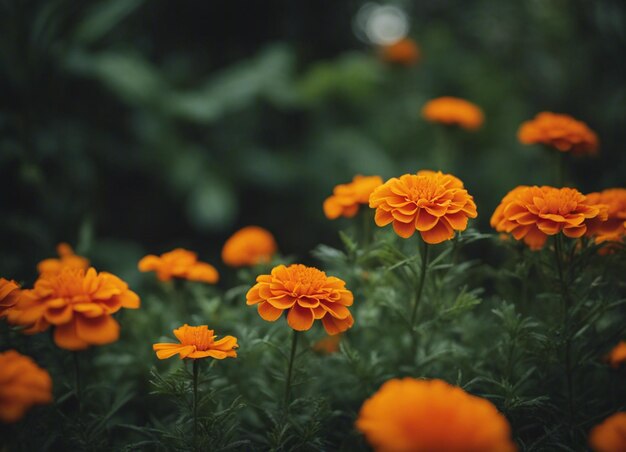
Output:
[379,38,420,66]
[356,378,516,452]
[7,267,140,350]
[518,112,599,155]
[138,248,218,283]
[246,264,354,335]
[222,226,278,267]
[324,175,383,220]
[153,324,238,360]
[589,412,626,452]
[607,341,626,368]
[585,189,626,244]
[491,186,608,250]
[422,96,484,130]
[0,350,52,423]
[37,243,89,276]
[0,278,21,318]
[369,170,477,244]
[312,334,341,355]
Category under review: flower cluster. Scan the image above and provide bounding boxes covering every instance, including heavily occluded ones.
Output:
[491,185,607,250]
[589,412,626,452]
[153,324,238,360]
[379,38,420,66]
[7,267,140,350]
[139,248,219,283]
[0,350,52,423]
[356,378,517,452]
[369,170,477,243]
[37,243,89,276]
[324,175,383,220]
[422,96,484,130]
[222,226,277,267]
[246,264,354,335]
[585,188,626,244]
[0,278,21,317]
[518,112,599,155]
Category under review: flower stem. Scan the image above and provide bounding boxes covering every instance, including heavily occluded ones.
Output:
[192,359,199,446]
[73,351,82,413]
[284,330,299,408]
[409,240,429,357]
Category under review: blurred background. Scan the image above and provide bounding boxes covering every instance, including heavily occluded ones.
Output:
[1,0,625,284]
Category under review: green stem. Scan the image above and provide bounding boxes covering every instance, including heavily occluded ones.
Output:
[73,352,82,413]
[192,359,199,446]
[553,235,574,424]
[409,240,429,358]
[554,151,565,186]
[284,330,299,408]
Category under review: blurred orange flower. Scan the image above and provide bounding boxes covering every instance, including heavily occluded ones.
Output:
[422,96,484,130]
[0,278,21,318]
[7,267,140,350]
[589,412,626,452]
[369,170,477,244]
[222,226,277,267]
[490,186,607,250]
[153,324,238,360]
[324,175,383,220]
[518,112,599,155]
[138,248,218,283]
[607,341,626,368]
[379,38,420,66]
[0,350,52,423]
[356,378,516,452]
[585,188,626,244]
[313,334,341,355]
[37,243,89,276]
[246,264,354,335]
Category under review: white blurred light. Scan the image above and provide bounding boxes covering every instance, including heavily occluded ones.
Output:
[354,3,409,45]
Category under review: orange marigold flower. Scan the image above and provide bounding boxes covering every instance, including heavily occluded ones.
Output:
[585,188,626,243]
[589,412,626,452]
[356,378,517,452]
[324,175,384,220]
[153,324,238,360]
[222,226,277,267]
[379,38,420,66]
[422,96,484,130]
[7,267,140,350]
[313,334,341,355]
[37,243,89,276]
[246,264,354,335]
[0,278,21,318]
[607,341,626,368]
[490,185,608,250]
[138,248,218,283]
[369,170,477,244]
[0,350,52,423]
[518,112,599,155]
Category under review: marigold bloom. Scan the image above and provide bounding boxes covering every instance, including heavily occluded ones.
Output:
[313,334,341,355]
[379,38,420,66]
[356,378,517,452]
[138,248,218,283]
[7,267,140,350]
[222,226,277,267]
[324,175,384,220]
[607,341,626,368]
[246,264,354,335]
[0,350,52,423]
[491,185,608,250]
[37,243,89,276]
[0,278,20,318]
[153,324,238,360]
[585,189,626,243]
[369,170,477,244]
[518,112,599,155]
[422,96,484,130]
[589,412,626,452]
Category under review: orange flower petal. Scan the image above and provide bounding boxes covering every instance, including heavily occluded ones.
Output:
[54,322,89,350]
[287,304,315,331]
[258,301,283,321]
